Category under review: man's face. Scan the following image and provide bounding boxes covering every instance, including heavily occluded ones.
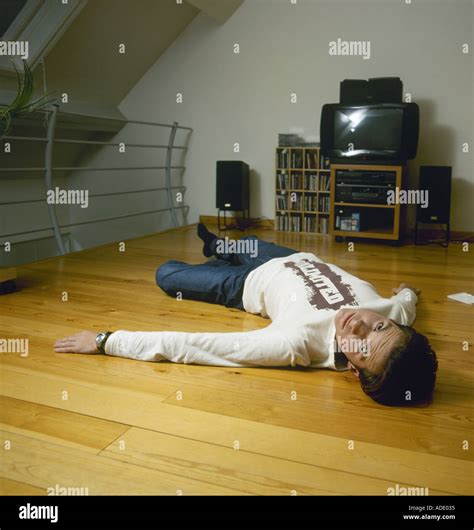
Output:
[335,308,406,376]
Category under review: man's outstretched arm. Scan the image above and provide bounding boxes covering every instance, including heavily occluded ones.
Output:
[54,324,311,368]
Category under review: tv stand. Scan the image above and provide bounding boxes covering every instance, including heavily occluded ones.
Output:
[329,163,407,242]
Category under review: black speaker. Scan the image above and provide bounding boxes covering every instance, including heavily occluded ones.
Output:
[216,161,249,211]
[340,79,369,104]
[417,166,452,224]
[368,77,403,103]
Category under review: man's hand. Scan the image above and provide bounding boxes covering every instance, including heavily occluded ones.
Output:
[54,331,100,354]
[392,283,421,296]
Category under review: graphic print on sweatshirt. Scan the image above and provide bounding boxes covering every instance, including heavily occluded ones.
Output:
[284,259,358,311]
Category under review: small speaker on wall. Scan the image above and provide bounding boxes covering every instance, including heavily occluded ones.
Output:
[216,161,250,230]
[415,165,452,246]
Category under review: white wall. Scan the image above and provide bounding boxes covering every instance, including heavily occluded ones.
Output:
[120,0,473,232]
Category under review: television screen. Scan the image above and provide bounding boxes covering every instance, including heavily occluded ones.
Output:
[320,102,419,161]
[334,107,403,151]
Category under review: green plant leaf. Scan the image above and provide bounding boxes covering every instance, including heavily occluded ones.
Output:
[19,93,57,113]
[1,111,12,136]
[0,60,57,137]
[9,60,33,112]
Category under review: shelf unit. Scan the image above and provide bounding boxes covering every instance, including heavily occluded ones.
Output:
[329,163,407,241]
[275,146,331,233]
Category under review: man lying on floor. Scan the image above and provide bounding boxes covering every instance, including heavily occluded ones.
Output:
[54,223,438,406]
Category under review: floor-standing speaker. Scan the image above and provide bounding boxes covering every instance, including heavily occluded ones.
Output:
[216,161,250,230]
[415,165,452,246]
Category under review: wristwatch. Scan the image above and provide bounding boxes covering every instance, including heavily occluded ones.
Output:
[96,331,113,354]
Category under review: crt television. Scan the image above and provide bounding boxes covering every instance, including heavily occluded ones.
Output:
[320,103,419,162]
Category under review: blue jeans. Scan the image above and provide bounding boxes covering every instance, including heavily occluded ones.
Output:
[155,236,298,310]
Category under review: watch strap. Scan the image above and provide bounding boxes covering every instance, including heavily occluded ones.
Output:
[96,331,113,354]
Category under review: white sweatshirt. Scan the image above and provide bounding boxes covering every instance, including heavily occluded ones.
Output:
[105,252,417,370]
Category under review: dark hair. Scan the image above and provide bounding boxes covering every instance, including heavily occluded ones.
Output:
[358,325,438,406]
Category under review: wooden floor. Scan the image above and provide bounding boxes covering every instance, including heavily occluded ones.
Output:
[1,223,473,496]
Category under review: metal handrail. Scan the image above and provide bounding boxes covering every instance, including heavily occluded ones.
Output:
[44,105,67,255]
[0,166,186,172]
[1,206,190,239]
[0,108,193,254]
[9,106,194,131]
[166,122,179,227]
[127,119,192,131]
[2,135,188,149]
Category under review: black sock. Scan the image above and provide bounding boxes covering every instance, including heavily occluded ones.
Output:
[197,223,218,257]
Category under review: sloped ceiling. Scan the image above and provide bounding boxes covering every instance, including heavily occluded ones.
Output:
[40,0,244,107]
[43,0,198,106]
[186,0,244,24]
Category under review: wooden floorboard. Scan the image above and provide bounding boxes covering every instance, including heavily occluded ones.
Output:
[0,223,472,495]
[0,396,129,453]
[0,477,45,496]
[99,427,452,496]
[1,428,246,495]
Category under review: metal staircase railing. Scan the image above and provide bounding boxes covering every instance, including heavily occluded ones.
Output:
[0,105,193,256]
